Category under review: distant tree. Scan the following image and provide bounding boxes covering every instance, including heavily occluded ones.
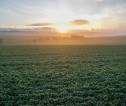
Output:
[0,39,3,44]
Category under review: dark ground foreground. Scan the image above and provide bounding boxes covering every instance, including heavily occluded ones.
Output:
[0,45,126,106]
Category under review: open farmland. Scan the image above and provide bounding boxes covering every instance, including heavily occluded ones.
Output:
[0,45,126,106]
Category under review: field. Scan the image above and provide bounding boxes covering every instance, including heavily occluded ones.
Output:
[0,45,126,106]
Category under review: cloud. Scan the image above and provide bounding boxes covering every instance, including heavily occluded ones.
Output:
[67,19,89,26]
[27,22,54,26]
[34,27,55,31]
[0,27,55,31]
[27,19,89,27]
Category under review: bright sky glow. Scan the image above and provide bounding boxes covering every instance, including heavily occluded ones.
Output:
[0,0,126,35]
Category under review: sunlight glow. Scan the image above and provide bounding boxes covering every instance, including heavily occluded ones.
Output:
[55,24,70,33]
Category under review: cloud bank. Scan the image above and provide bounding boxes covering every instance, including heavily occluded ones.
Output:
[67,19,89,26]
[27,19,89,27]
[27,22,54,26]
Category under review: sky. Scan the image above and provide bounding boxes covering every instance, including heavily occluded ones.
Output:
[0,0,126,36]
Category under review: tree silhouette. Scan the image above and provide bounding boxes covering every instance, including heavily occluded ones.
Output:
[0,39,3,44]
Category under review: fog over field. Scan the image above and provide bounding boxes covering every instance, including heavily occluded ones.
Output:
[0,31,126,45]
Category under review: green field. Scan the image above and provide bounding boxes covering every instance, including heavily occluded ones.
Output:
[0,45,126,106]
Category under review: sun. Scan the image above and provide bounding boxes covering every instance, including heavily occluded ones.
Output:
[56,24,69,33]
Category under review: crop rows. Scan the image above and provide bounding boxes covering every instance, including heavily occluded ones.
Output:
[0,45,126,106]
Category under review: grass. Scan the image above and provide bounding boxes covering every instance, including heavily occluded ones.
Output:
[0,45,126,106]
